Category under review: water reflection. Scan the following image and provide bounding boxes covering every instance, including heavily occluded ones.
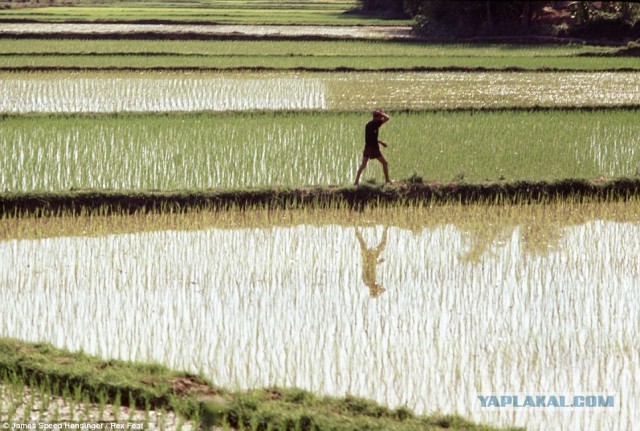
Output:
[1,214,639,431]
[459,218,565,262]
[355,226,387,298]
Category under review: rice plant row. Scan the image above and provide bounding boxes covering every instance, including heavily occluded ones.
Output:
[2,109,639,192]
[0,382,193,428]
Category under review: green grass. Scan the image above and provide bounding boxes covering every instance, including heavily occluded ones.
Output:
[0,337,520,430]
[5,54,640,70]
[0,39,619,57]
[0,0,410,25]
[3,39,639,70]
[3,178,640,219]
[1,109,639,192]
[2,0,361,13]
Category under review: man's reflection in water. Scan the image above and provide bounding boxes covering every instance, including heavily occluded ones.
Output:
[355,226,388,298]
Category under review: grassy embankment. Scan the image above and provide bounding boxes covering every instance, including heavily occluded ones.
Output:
[0,337,520,430]
[2,178,640,217]
[2,3,639,211]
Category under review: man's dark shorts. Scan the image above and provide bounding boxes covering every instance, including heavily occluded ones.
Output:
[363,146,382,159]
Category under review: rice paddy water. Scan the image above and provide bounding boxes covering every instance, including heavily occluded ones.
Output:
[1,203,639,431]
[0,74,327,113]
[2,71,640,113]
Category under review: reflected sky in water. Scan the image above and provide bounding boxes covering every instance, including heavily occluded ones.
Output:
[1,220,639,430]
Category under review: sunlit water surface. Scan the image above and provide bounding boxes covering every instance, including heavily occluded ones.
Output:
[1,220,639,430]
[2,71,639,113]
[0,74,326,113]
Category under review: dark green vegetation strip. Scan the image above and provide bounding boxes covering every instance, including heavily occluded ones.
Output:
[0,38,637,71]
[2,178,640,216]
[0,39,619,56]
[0,338,519,430]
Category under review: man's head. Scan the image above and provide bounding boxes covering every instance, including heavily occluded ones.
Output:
[372,109,383,119]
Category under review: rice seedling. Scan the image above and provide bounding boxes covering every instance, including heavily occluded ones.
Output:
[0,382,196,427]
[1,200,639,430]
[97,389,107,421]
[110,391,121,421]
[1,109,639,192]
[21,384,35,421]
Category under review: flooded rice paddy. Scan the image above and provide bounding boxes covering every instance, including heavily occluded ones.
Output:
[0,73,326,113]
[3,109,640,191]
[2,71,640,113]
[0,23,414,40]
[1,203,639,431]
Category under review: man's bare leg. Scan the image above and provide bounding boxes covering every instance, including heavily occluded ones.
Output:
[354,157,369,185]
[377,156,391,183]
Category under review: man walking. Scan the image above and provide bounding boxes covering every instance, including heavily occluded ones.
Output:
[354,109,391,186]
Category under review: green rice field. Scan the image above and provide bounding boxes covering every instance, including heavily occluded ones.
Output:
[1,109,639,192]
[2,202,639,430]
[2,39,638,70]
[0,0,408,25]
[0,39,619,58]
[2,1,640,430]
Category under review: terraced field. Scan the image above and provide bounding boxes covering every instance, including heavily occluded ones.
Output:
[1,1,639,430]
